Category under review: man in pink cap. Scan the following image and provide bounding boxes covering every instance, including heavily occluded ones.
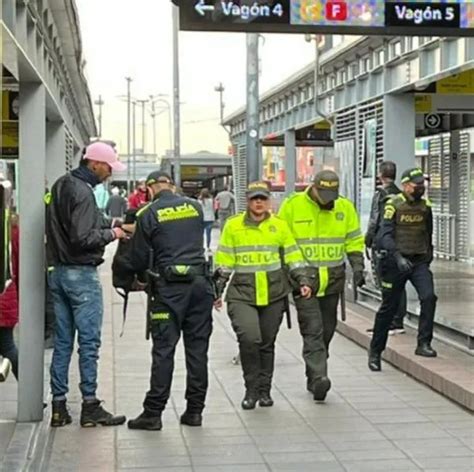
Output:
[46,141,127,428]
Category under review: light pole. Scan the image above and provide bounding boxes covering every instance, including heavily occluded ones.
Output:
[132,100,137,183]
[94,95,104,138]
[136,99,149,154]
[125,77,132,192]
[214,83,231,137]
[172,4,181,187]
[149,95,173,162]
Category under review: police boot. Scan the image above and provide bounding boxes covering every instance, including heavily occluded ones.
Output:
[128,411,162,431]
[51,400,72,427]
[180,410,202,427]
[368,351,382,371]
[312,377,331,402]
[80,400,126,427]
[415,343,437,358]
[241,391,258,410]
[258,391,274,408]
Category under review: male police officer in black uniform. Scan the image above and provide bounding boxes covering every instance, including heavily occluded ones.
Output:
[118,171,214,430]
[369,168,438,371]
[365,161,407,334]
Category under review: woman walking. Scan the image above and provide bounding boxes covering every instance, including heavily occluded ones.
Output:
[198,188,215,251]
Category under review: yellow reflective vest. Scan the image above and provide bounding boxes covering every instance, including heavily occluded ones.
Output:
[278,190,364,297]
[215,212,308,306]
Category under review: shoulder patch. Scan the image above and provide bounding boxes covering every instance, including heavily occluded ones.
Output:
[384,205,396,220]
[136,202,152,218]
[424,198,432,207]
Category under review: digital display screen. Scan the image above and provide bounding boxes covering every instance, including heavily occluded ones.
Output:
[173,1,474,36]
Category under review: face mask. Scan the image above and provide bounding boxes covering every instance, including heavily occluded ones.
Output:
[412,185,425,200]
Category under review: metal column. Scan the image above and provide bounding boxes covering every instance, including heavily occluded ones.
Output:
[172,5,181,188]
[246,33,260,183]
[46,121,66,186]
[18,83,46,422]
[383,95,416,181]
[285,130,297,196]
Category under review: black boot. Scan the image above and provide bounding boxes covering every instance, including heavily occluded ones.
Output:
[51,400,72,427]
[415,343,437,358]
[258,392,274,408]
[368,351,381,371]
[128,411,162,431]
[313,377,331,402]
[241,391,258,410]
[80,400,126,427]
[180,411,202,427]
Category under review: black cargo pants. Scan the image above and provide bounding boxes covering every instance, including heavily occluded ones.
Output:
[370,260,437,354]
[228,299,285,395]
[144,275,214,415]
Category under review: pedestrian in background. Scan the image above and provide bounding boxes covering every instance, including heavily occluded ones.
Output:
[215,185,235,230]
[128,179,148,210]
[365,161,407,335]
[198,188,215,251]
[46,141,127,428]
[106,186,127,219]
[0,211,19,380]
[214,182,312,410]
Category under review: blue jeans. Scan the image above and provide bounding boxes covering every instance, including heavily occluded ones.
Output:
[0,327,18,379]
[203,221,213,248]
[49,266,103,401]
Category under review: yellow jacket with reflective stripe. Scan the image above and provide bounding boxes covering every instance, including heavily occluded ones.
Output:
[215,212,308,306]
[278,190,364,297]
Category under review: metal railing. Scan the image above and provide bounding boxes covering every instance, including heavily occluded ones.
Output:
[433,213,457,260]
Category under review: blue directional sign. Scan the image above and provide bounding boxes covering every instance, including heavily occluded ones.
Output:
[171,1,474,37]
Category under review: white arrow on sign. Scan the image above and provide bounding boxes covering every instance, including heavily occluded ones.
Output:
[195,0,215,16]
[425,113,441,129]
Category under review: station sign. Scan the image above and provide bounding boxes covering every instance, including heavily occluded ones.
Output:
[172,1,474,37]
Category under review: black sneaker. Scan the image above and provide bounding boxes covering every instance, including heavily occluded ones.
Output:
[180,411,202,427]
[80,400,126,427]
[368,351,382,371]
[258,393,274,408]
[313,377,331,402]
[51,400,72,427]
[415,344,437,358]
[128,411,162,431]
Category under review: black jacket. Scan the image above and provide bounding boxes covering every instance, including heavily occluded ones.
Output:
[46,170,115,266]
[120,190,206,275]
[365,181,401,248]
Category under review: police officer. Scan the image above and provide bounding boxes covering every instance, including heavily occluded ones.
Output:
[214,182,312,410]
[365,161,407,334]
[118,171,214,430]
[369,168,438,371]
[279,170,365,401]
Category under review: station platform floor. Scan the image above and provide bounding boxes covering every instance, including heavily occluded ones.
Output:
[1,240,473,471]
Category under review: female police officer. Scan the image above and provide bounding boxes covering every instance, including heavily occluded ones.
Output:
[214,182,312,410]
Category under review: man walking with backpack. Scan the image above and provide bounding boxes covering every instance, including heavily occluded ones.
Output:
[215,185,235,230]
[365,161,407,334]
[46,142,127,428]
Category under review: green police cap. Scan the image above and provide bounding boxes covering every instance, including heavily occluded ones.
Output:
[401,168,425,185]
[246,181,271,199]
[146,171,173,186]
[314,170,339,202]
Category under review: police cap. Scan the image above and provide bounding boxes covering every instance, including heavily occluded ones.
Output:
[146,171,173,186]
[401,168,425,185]
[246,181,271,199]
[314,170,339,202]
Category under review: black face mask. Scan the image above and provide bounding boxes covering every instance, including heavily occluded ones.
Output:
[412,185,425,200]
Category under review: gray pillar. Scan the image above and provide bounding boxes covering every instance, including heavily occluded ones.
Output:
[450,130,461,259]
[246,33,260,183]
[18,83,46,422]
[285,130,296,196]
[46,121,66,186]
[383,94,416,182]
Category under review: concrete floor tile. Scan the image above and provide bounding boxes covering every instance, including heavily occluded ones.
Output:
[341,459,421,471]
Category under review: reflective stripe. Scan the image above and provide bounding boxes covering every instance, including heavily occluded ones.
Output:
[297,237,345,245]
[346,229,362,240]
[233,245,278,253]
[284,245,300,255]
[217,245,234,254]
[307,260,344,268]
[381,281,393,289]
[47,266,55,272]
[234,262,282,273]
[255,271,268,306]
[288,262,308,270]
[317,267,329,297]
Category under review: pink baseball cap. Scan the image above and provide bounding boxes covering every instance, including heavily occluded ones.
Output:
[84,142,126,172]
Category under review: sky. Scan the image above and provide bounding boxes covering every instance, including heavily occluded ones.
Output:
[75,0,316,157]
